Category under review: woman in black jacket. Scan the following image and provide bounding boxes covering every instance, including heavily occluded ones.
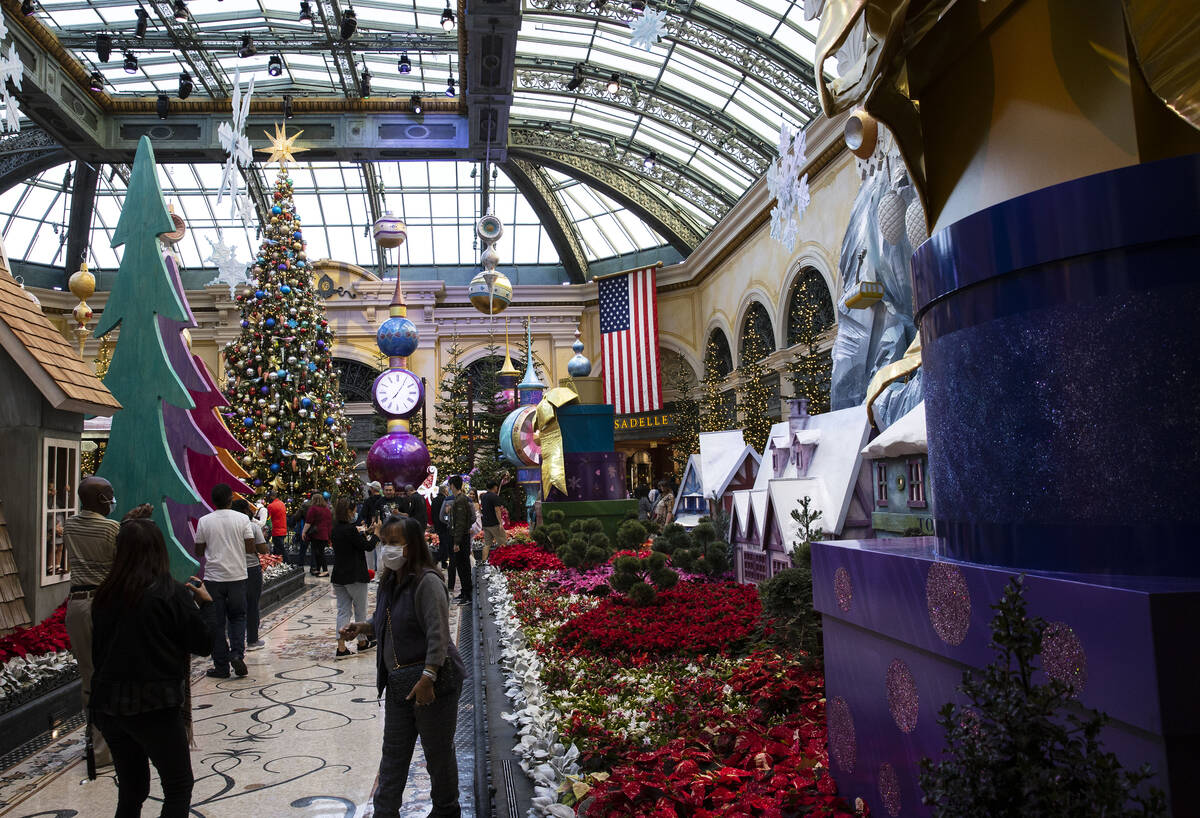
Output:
[90,518,213,818]
[331,497,376,659]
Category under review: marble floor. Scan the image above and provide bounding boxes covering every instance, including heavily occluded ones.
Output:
[0,577,475,817]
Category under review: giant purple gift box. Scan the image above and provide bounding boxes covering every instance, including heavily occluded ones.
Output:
[817,156,1200,816]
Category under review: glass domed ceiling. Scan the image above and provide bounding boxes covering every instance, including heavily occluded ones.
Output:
[0,159,665,273]
[10,0,822,278]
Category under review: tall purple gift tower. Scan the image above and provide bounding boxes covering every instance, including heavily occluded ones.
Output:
[809,1,1200,815]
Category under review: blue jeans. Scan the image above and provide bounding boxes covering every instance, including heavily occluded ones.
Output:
[245,565,263,644]
[205,579,246,671]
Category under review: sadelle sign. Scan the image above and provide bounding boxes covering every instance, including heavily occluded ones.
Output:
[613,411,672,432]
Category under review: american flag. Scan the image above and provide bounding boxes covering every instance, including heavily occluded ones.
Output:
[598,265,663,414]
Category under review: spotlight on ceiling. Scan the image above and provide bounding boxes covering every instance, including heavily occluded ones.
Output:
[359,66,371,98]
[20,0,35,16]
[238,34,256,58]
[267,54,283,76]
[606,72,620,94]
[283,94,294,119]
[134,7,149,38]
[123,51,138,73]
[588,0,606,7]
[397,51,411,74]
[630,0,646,11]
[88,71,104,92]
[566,62,584,91]
[173,0,188,20]
[440,1,455,32]
[445,75,455,97]
[643,150,657,170]
[410,94,422,115]
[178,71,193,99]
[156,93,169,119]
[96,33,112,63]
[298,0,312,22]
[339,7,356,40]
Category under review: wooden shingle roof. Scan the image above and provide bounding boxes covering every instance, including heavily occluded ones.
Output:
[0,266,121,416]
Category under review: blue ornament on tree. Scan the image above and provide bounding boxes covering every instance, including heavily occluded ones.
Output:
[301,397,313,408]
[255,290,266,299]
[376,316,419,357]
[241,319,250,328]
[265,318,276,328]
[281,285,292,294]
[272,205,282,215]
[325,416,336,425]
[243,417,254,427]
[270,463,280,472]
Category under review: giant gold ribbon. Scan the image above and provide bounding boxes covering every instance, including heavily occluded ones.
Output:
[534,387,580,497]
[865,331,922,430]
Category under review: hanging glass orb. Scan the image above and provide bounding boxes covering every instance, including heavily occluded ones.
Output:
[468,270,513,315]
[373,212,408,248]
[376,316,419,357]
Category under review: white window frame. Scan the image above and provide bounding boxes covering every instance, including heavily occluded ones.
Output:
[40,437,79,586]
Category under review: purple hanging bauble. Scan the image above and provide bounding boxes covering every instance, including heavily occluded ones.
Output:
[366,430,430,490]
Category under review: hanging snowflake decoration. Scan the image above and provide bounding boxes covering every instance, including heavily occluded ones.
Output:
[628,8,668,51]
[205,235,249,296]
[0,39,24,134]
[216,67,256,225]
[765,122,811,252]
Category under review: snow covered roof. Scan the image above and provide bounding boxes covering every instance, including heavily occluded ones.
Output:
[752,404,871,534]
[861,402,927,459]
[729,487,770,542]
[699,429,760,497]
[768,478,833,553]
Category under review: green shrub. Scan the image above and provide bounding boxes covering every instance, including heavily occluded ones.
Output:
[609,551,679,605]
[757,541,821,659]
[649,521,730,578]
[549,517,615,569]
[919,577,1166,817]
[616,519,648,551]
[627,582,656,607]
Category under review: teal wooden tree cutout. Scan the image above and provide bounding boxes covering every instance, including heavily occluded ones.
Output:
[95,135,201,579]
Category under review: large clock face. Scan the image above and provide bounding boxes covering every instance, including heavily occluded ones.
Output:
[372,368,423,418]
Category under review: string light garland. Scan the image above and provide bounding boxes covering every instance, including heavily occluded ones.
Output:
[736,317,773,453]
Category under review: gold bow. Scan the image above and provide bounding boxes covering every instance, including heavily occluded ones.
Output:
[865,331,922,429]
[534,387,580,497]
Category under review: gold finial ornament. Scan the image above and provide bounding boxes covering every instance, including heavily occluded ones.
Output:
[257,122,308,168]
[68,262,96,353]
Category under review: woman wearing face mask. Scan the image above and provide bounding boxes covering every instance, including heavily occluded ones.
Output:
[341,516,465,818]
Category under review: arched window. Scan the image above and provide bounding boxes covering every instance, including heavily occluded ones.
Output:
[333,359,381,402]
[786,268,835,348]
[706,329,733,379]
[660,348,698,400]
[739,302,775,366]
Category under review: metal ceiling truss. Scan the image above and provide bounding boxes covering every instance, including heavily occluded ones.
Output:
[463,0,521,161]
[508,123,734,222]
[360,159,387,277]
[508,143,703,251]
[513,60,771,177]
[524,0,821,121]
[0,129,68,193]
[52,30,457,61]
[139,0,229,98]
[502,157,588,283]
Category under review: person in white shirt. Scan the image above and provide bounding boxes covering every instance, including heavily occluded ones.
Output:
[232,498,270,652]
[194,483,255,679]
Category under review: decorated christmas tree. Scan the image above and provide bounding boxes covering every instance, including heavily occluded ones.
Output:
[428,336,473,479]
[700,334,733,433]
[664,356,699,481]
[787,273,833,414]
[737,319,774,453]
[222,124,355,499]
[95,135,201,579]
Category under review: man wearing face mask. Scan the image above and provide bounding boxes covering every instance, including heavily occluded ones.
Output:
[62,476,120,767]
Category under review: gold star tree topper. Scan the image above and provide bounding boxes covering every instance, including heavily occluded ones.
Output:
[257,122,308,168]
